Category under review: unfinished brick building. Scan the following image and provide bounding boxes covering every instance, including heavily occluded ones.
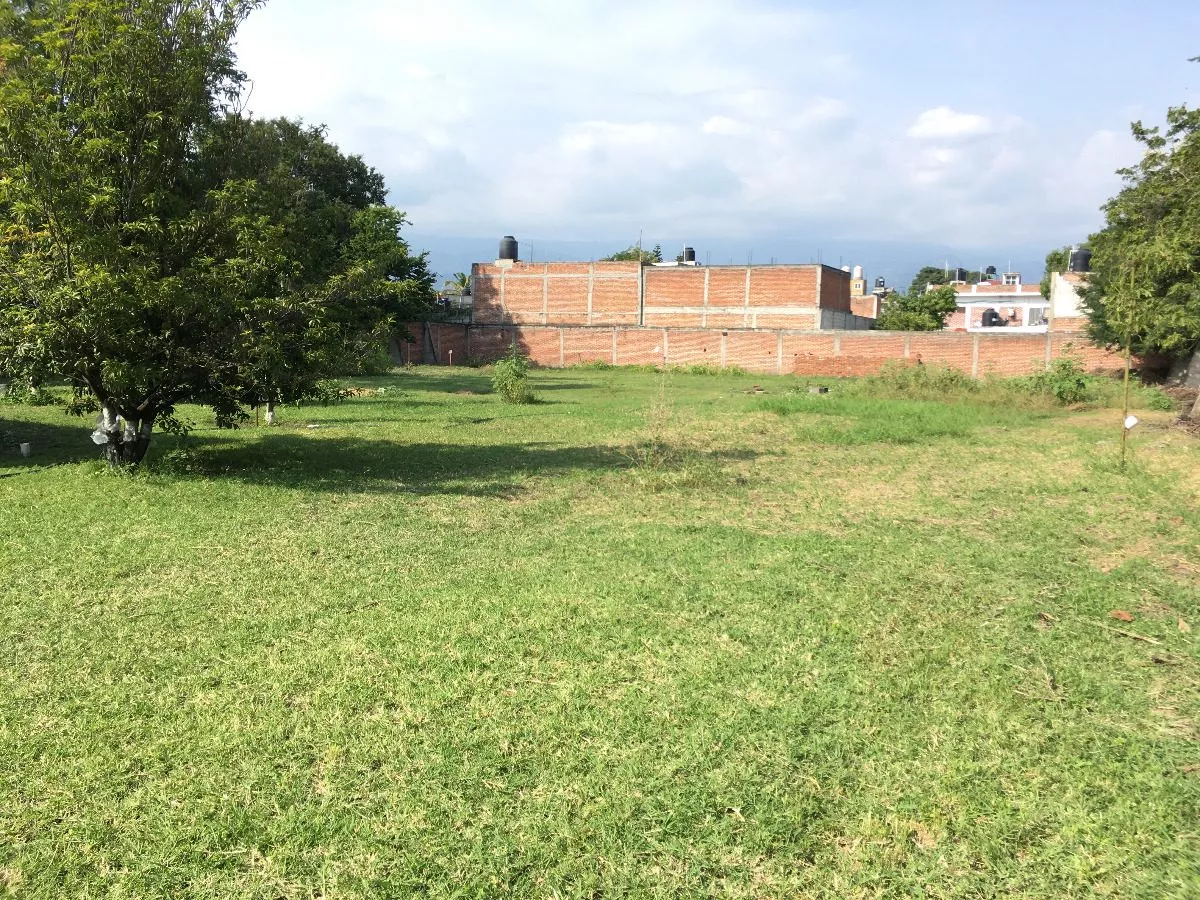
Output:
[471,258,871,331]
[400,238,1134,378]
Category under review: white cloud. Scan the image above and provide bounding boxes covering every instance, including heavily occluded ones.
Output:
[231,1,1140,251]
[701,116,749,136]
[907,106,994,140]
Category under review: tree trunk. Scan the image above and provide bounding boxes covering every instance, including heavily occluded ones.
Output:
[265,400,276,425]
[94,401,154,467]
[1191,390,1200,421]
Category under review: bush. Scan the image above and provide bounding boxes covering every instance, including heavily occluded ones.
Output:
[1010,356,1092,405]
[857,362,979,397]
[491,344,536,404]
[0,380,60,406]
[305,379,354,406]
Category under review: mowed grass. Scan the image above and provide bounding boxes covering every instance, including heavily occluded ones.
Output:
[1,366,1198,898]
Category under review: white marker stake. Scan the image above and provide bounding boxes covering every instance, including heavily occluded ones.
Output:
[448,350,453,367]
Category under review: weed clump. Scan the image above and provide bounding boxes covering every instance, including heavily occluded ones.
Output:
[491,344,536,404]
[624,375,726,490]
[668,363,749,376]
[855,358,1174,410]
[859,362,979,397]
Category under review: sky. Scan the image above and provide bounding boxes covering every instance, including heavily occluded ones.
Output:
[234,0,1200,286]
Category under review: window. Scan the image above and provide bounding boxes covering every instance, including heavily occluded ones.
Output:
[1026,306,1048,326]
[1003,273,1021,285]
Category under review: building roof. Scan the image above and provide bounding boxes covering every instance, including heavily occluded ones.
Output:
[951,281,1042,297]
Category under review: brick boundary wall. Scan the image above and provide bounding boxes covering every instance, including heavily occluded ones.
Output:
[399,324,1141,377]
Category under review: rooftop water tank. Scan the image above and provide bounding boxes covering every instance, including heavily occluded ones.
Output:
[683,247,696,263]
[852,265,864,280]
[1069,248,1092,273]
[499,235,519,262]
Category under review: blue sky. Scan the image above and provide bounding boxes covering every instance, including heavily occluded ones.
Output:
[234,1,1200,285]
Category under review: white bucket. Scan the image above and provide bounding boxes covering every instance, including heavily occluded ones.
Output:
[19,442,31,458]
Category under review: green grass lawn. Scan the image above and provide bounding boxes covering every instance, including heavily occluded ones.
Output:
[1,367,1198,898]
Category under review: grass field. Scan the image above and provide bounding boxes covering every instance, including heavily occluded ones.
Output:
[1,366,1198,898]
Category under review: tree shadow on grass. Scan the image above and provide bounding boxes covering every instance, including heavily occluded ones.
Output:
[154,432,766,498]
[385,372,596,396]
[0,415,97,475]
[154,433,634,497]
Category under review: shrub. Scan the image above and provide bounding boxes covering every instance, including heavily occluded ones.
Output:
[0,380,60,407]
[1011,356,1092,405]
[300,379,354,406]
[491,344,536,404]
[857,362,979,398]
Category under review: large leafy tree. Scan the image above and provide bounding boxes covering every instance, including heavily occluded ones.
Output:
[0,0,431,464]
[1083,71,1200,358]
[200,116,435,416]
[875,284,959,331]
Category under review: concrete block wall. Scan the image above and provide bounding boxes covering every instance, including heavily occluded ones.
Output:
[820,309,875,331]
[400,324,1133,378]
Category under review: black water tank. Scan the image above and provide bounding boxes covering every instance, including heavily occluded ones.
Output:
[985,265,997,277]
[875,276,886,289]
[954,267,968,282]
[1069,248,1092,273]
[683,247,696,263]
[499,235,519,261]
[982,309,1003,327]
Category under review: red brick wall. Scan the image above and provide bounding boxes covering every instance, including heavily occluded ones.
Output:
[470,261,640,326]
[851,295,879,319]
[727,331,782,372]
[474,262,837,330]
[748,267,814,307]
[819,267,852,312]
[977,335,1047,375]
[590,263,641,325]
[643,267,706,328]
[615,329,664,367]
[1051,317,1088,333]
[398,324,1135,378]
[908,333,976,371]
